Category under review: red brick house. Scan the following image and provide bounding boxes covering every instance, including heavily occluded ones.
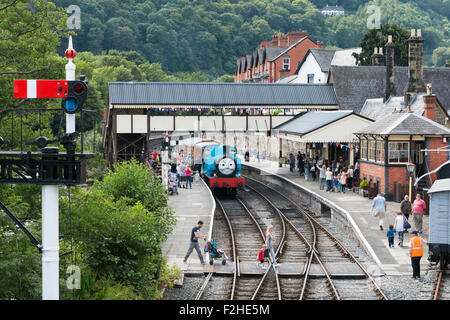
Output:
[235,29,323,83]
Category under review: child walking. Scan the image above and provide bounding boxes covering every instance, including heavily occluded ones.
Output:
[257,244,268,269]
[194,170,200,184]
[386,225,395,248]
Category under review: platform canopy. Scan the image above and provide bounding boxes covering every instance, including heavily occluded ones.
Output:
[108,82,338,109]
[273,111,374,143]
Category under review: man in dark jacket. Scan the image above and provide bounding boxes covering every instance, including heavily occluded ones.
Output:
[400,195,412,220]
[297,152,304,176]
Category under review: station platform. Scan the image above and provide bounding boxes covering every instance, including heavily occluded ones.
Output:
[242,158,430,277]
[162,179,215,274]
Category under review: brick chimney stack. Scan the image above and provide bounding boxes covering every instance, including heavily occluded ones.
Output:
[384,35,396,103]
[372,47,385,66]
[287,28,308,46]
[405,29,427,99]
[424,83,436,121]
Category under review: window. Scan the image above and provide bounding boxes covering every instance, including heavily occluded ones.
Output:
[307,74,314,83]
[389,142,409,163]
[360,139,368,159]
[376,140,385,163]
[368,139,376,161]
[283,56,290,70]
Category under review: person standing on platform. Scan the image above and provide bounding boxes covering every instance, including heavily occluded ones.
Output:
[179,162,186,188]
[325,167,333,192]
[412,194,426,235]
[409,231,423,279]
[400,195,412,220]
[265,225,278,267]
[185,166,192,189]
[340,169,347,193]
[183,221,206,265]
[289,153,295,172]
[372,193,386,231]
[310,160,316,181]
[317,164,327,190]
[347,165,354,191]
[297,152,304,176]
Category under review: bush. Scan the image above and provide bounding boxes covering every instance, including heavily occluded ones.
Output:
[63,159,177,297]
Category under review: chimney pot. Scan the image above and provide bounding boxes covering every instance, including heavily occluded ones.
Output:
[411,29,416,37]
[379,47,383,54]
[388,35,393,43]
[374,47,378,54]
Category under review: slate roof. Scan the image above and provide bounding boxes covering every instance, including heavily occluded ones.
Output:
[310,49,336,72]
[330,66,450,113]
[270,37,308,62]
[108,82,338,106]
[265,46,288,62]
[273,110,354,134]
[355,112,450,136]
[330,48,361,66]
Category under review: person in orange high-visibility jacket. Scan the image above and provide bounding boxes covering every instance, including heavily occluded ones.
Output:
[409,231,424,279]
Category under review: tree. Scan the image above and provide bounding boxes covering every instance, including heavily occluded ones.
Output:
[432,47,450,66]
[353,23,410,66]
[0,0,69,108]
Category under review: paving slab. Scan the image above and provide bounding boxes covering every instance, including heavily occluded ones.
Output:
[163,179,215,273]
[242,159,429,277]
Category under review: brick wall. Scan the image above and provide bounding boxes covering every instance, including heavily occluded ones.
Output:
[359,161,408,196]
[359,161,385,192]
[274,37,319,81]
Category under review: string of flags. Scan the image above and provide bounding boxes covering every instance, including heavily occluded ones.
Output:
[330,142,359,153]
[148,106,269,112]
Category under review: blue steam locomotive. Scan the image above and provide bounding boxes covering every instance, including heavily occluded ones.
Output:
[195,142,245,195]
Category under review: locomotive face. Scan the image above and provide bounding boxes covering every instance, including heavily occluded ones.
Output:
[217,157,236,176]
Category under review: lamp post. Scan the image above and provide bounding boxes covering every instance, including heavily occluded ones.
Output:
[406,163,415,203]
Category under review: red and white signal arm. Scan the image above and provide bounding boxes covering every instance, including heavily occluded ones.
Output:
[14,80,69,99]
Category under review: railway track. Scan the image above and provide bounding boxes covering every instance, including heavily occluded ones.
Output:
[433,271,450,300]
[243,174,388,300]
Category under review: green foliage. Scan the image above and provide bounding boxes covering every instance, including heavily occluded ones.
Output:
[61,160,177,297]
[353,23,410,66]
[0,0,69,108]
[51,0,449,76]
[432,47,450,67]
[213,74,235,82]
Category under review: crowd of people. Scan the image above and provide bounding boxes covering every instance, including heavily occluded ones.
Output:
[287,152,359,194]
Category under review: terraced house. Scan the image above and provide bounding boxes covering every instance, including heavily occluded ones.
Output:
[235,28,323,83]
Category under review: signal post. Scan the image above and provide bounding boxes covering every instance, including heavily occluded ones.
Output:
[8,36,90,300]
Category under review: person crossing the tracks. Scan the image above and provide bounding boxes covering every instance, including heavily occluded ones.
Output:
[257,244,268,270]
[409,230,424,279]
[412,194,426,235]
[265,225,278,268]
[183,221,207,265]
[372,193,386,231]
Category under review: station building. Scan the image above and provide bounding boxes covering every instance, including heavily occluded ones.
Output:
[354,30,450,201]
[102,82,338,168]
[272,110,373,164]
